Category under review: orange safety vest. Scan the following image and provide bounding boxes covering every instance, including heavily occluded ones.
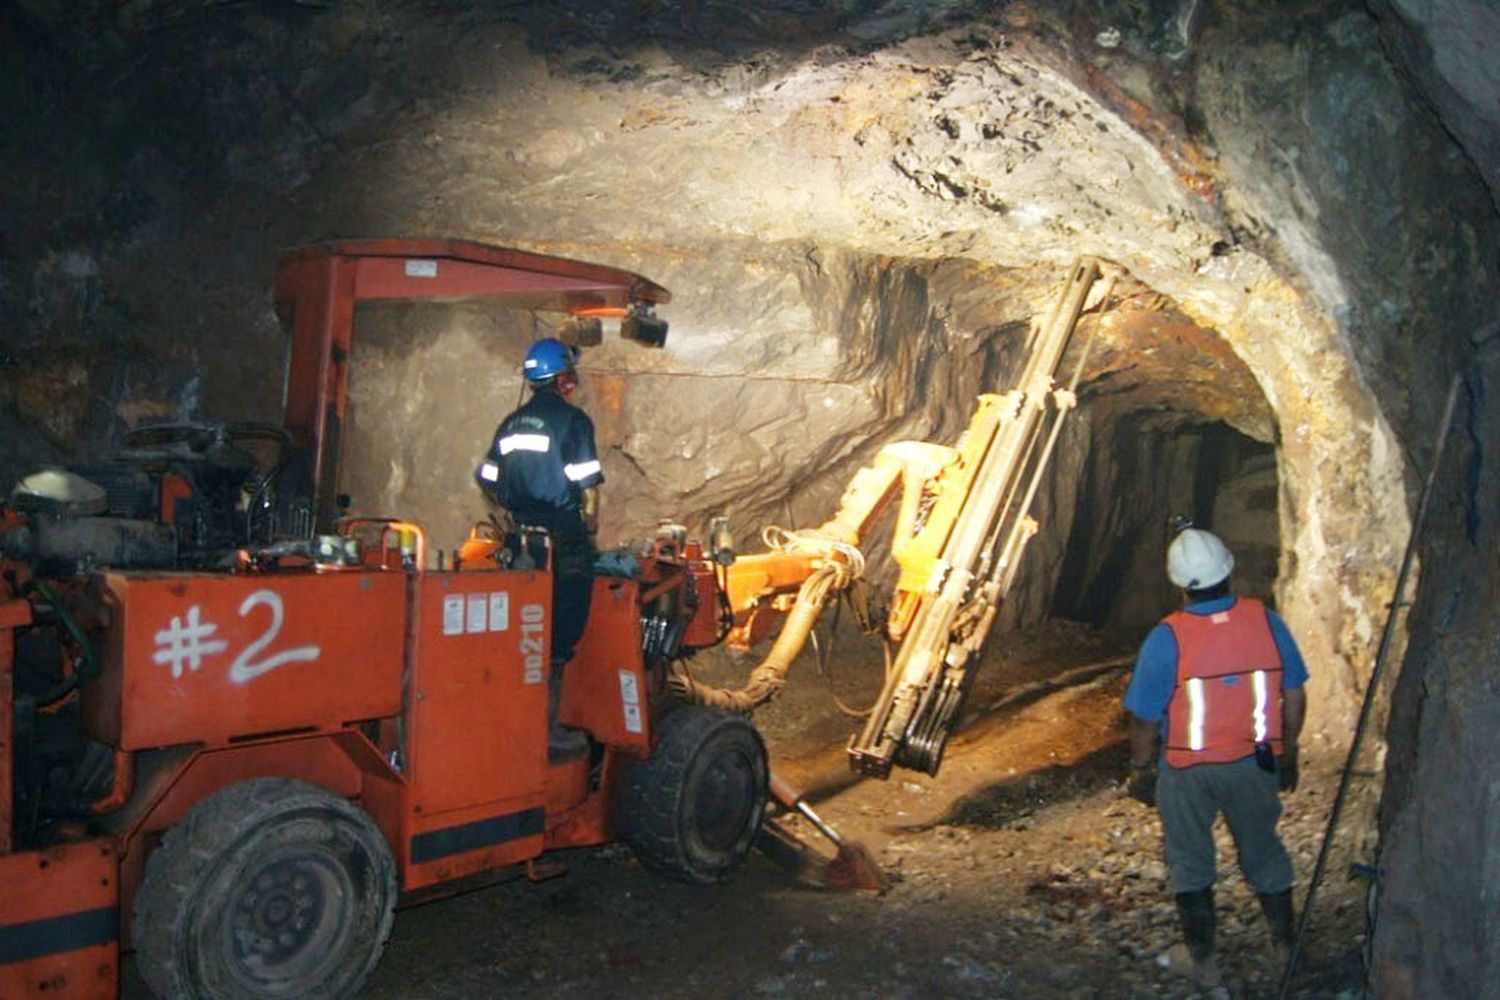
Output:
[1163,597,1284,768]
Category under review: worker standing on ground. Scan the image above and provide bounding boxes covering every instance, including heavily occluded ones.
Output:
[475,337,602,752]
[1122,527,1307,996]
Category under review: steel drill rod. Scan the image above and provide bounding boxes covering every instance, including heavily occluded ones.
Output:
[1276,373,1462,1000]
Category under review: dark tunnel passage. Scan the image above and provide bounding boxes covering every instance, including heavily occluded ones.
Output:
[1050,416,1279,635]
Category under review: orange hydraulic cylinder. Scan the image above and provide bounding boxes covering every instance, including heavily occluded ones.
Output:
[722,550,829,619]
[719,453,906,650]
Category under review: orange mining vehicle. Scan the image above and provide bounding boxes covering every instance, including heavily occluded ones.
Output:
[0,239,873,1000]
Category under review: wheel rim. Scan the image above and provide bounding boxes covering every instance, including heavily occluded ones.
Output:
[691,743,760,854]
[221,847,355,990]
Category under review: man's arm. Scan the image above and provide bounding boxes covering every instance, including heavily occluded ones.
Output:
[1125,712,1161,806]
[1122,623,1177,762]
[1129,712,1161,768]
[1276,686,1307,792]
[1265,607,1309,790]
[561,409,603,535]
[1122,624,1175,806]
[1282,687,1306,750]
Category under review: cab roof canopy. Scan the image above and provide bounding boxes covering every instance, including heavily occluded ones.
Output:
[275,238,671,320]
[273,237,671,529]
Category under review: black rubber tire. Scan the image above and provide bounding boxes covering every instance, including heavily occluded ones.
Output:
[616,706,768,884]
[132,778,396,1000]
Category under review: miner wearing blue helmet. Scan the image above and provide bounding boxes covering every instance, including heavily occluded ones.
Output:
[476,337,601,755]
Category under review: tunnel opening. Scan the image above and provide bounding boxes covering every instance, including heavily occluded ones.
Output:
[1049,416,1280,637]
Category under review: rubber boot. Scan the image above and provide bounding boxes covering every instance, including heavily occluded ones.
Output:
[547,663,587,760]
[1258,889,1296,971]
[1175,888,1225,994]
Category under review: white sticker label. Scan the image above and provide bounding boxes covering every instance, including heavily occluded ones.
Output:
[466,593,488,634]
[442,594,465,636]
[619,669,643,734]
[405,259,438,278]
[488,591,509,632]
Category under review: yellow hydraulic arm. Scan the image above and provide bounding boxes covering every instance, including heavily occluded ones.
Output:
[673,258,1106,780]
[849,257,1105,776]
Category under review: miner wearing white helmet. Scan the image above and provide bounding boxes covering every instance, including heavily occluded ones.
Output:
[1123,526,1309,994]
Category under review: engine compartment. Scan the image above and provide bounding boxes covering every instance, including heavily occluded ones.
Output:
[4,421,299,576]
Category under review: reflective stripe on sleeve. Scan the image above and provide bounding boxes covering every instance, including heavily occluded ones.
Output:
[499,433,550,455]
[1186,677,1206,751]
[564,459,602,482]
[478,461,499,482]
[1252,670,1270,742]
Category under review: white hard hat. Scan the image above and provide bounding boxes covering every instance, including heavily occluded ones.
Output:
[1167,528,1235,590]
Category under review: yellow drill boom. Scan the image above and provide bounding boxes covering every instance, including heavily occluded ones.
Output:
[849,257,1105,776]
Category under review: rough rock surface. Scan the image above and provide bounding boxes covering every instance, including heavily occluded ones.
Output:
[1372,0,1500,213]
[1,1,1497,994]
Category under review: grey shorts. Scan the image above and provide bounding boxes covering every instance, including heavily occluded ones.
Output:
[1157,755,1294,894]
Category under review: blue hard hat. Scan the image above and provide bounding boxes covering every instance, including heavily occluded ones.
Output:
[522,338,576,382]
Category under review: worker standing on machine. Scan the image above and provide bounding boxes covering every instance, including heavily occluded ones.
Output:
[1122,527,1308,996]
[476,337,601,753]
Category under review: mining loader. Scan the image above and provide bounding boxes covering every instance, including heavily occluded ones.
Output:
[674,256,1110,777]
[0,239,876,1000]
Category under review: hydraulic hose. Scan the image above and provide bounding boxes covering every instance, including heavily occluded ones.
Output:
[671,563,845,714]
[25,576,100,709]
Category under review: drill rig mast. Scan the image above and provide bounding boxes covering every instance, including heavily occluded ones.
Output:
[848,256,1104,776]
[679,257,1107,778]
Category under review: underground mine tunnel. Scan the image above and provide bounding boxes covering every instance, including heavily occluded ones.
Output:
[0,3,1495,1000]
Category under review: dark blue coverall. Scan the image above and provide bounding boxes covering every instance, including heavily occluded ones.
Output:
[476,385,601,665]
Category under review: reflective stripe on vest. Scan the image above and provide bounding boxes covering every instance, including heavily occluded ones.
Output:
[1185,677,1205,750]
[499,432,550,454]
[1252,669,1270,742]
[1164,597,1284,768]
[564,459,602,482]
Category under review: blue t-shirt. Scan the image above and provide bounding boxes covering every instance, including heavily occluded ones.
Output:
[1123,595,1308,724]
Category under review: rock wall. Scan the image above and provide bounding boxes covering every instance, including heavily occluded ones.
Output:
[0,0,1422,768]
[0,5,1414,745]
[1,2,1497,990]
[1359,2,1500,994]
